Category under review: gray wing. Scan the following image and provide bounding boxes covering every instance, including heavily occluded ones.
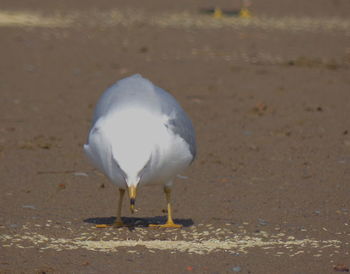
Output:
[154,86,197,160]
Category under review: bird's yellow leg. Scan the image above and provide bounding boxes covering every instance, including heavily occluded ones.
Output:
[149,186,182,228]
[96,188,126,228]
[113,188,126,227]
[213,7,223,18]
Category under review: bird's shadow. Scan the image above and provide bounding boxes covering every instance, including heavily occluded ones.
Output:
[84,216,194,229]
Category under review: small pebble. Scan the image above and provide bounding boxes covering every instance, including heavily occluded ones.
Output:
[22,205,36,210]
[258,218,268,226]
[74,172,88,177]
[232,266,241,272]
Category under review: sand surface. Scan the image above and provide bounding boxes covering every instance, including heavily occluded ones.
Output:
[1,0,350,273]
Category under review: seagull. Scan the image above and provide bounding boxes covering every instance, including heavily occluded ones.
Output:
[84,74,196,228]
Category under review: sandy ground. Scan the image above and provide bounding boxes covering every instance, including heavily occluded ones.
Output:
[1,0,350,273]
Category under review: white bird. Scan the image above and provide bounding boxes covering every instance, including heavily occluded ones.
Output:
[84,74,196,228]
